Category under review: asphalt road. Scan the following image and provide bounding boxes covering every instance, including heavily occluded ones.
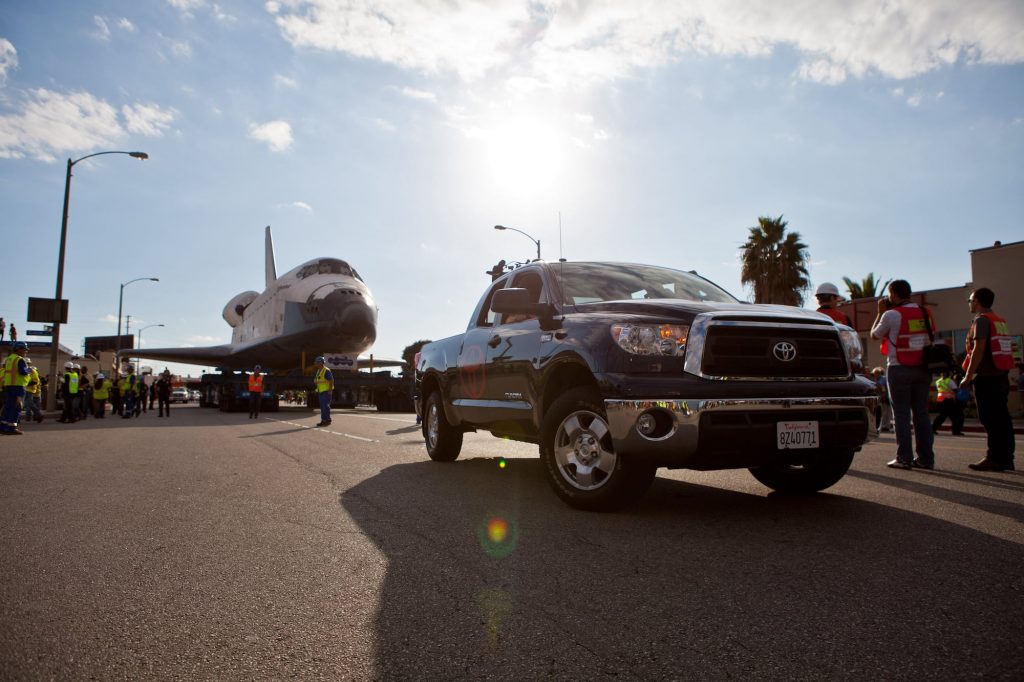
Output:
[2,404,1022,681]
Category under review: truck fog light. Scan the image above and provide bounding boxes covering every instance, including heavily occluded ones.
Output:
[637,412,657,436]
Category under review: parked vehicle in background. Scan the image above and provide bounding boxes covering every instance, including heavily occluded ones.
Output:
[170,387,190,403]
[417,260,877,511]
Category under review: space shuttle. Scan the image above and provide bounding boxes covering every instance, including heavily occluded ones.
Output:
[129,226,380,370]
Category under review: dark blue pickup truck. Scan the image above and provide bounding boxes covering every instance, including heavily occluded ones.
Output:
[417,261,877,511]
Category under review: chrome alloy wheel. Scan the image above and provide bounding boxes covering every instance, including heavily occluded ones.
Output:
[552,409,617,491]
[427,402,440,449]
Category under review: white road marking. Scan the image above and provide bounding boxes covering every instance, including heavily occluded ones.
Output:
[264,417,378,442]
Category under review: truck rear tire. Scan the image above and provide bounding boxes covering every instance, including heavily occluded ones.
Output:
[748,450,855,494]
[540,387,656,511]
[424,391,462,461]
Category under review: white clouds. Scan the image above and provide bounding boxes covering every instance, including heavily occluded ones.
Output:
[269,1,1024,88]
[0,89,175,162]
[0,39,16,86]
[122,103,176,136]
[93,16,137,42]
[400,87,437,103]
[277,200,313,213]
[93,16,112,42]
[249,120,293,152]
[274,0,528,80]
[274,74,298,88]
[168,0,237,23]
[168,0,206,13]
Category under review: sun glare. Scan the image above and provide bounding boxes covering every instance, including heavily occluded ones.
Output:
[481,116,566,195]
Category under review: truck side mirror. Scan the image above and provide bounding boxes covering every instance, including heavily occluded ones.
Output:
[491,288,556,319]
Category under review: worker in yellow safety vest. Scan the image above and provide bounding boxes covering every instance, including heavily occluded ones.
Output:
[2,342,31,434]
[120,366,139,419]
[313,356,334,427]
[931,371,963,436]
[22,357,43,424]
[92,373,111,419]
[59,361,79,424]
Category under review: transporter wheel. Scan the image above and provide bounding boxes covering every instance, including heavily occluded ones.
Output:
[748,450,855,494]
[424,391,462,462]
[540,387,656,512]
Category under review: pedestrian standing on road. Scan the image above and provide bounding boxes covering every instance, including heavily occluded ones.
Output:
[869,367,891,434]
[58,364,73,423]
[149,382,156,410]
[121,366,137,419]
[77,368,91,420]
[137,376,148,414]
[248,364,264,419]
[870,280,936,470]
[0,317,5,342]
[961,287,1016,472]
[61,362,79,424]
[313,356,334,427]
[110,375,122,417]
[1,341,31,435]
[931,371,964,436]
[156,372,171,417]
[9,324,16,343]
[22,358,43,424]
[814,282,854,326]
[92,373,110,418]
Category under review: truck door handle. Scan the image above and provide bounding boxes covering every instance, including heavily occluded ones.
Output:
[488,334,501,348]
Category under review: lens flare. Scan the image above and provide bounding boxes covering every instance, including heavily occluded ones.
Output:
[478,515,518,558]
[498,457,507,469]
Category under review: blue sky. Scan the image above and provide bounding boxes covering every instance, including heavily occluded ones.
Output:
[1,1,1022,376]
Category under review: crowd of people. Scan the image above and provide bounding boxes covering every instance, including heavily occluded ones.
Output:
[2,348,180,434]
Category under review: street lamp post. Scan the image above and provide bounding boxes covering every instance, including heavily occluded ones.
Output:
[115,277,159,373]
[494,224,541,261]
[135,323,164,374]
[45,150,149,411]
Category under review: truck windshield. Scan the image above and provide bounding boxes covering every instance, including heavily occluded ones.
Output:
[555,262,738,305]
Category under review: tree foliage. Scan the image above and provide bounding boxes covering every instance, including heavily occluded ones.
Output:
[739,215,810,306]
[402,339,432,373]
[841,273,891,300]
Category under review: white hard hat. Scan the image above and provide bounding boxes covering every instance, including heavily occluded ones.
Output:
[815,282,841,298]
[97,373,105,379]
[64,361,73,369]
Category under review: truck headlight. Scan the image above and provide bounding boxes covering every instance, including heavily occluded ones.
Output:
[610,323,689,356]
[837,326,863,371]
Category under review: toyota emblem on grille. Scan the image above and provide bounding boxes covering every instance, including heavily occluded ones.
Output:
[772,341,797,362]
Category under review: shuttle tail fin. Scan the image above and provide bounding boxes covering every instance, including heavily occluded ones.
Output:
[265,225,277,287]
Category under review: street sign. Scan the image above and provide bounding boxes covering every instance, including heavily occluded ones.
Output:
[26,330,52,336]
[27,297,68,324]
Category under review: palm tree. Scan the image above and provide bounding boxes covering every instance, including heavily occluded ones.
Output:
[841,273,891,300]
[739,215,810,306]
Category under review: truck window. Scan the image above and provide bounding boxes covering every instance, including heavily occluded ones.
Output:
[474,279,507,328]
[502,271,544,324]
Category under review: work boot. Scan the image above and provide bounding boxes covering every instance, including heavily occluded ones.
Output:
[968,458,1009,472]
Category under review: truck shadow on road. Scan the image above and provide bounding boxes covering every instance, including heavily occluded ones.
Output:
[339,458,1024,681]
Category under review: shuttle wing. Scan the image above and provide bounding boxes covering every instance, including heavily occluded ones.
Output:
[127,345,236,367]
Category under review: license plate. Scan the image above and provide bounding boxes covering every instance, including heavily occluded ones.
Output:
[777,421,819,449]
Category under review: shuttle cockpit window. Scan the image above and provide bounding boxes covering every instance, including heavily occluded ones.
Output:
[297,259,362,281]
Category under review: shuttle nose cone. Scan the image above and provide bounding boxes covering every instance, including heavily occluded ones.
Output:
[317,288,377,343]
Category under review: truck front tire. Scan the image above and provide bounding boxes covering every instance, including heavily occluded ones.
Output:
[540,388,656,511]
[748,449,855,494]
[424,391,463,462]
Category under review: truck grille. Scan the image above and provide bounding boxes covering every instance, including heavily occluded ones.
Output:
[700,325,848,379]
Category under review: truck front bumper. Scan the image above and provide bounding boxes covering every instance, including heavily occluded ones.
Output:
[605,395,878,470]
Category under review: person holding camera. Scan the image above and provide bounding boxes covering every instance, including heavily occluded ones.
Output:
[871,280,935,470]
